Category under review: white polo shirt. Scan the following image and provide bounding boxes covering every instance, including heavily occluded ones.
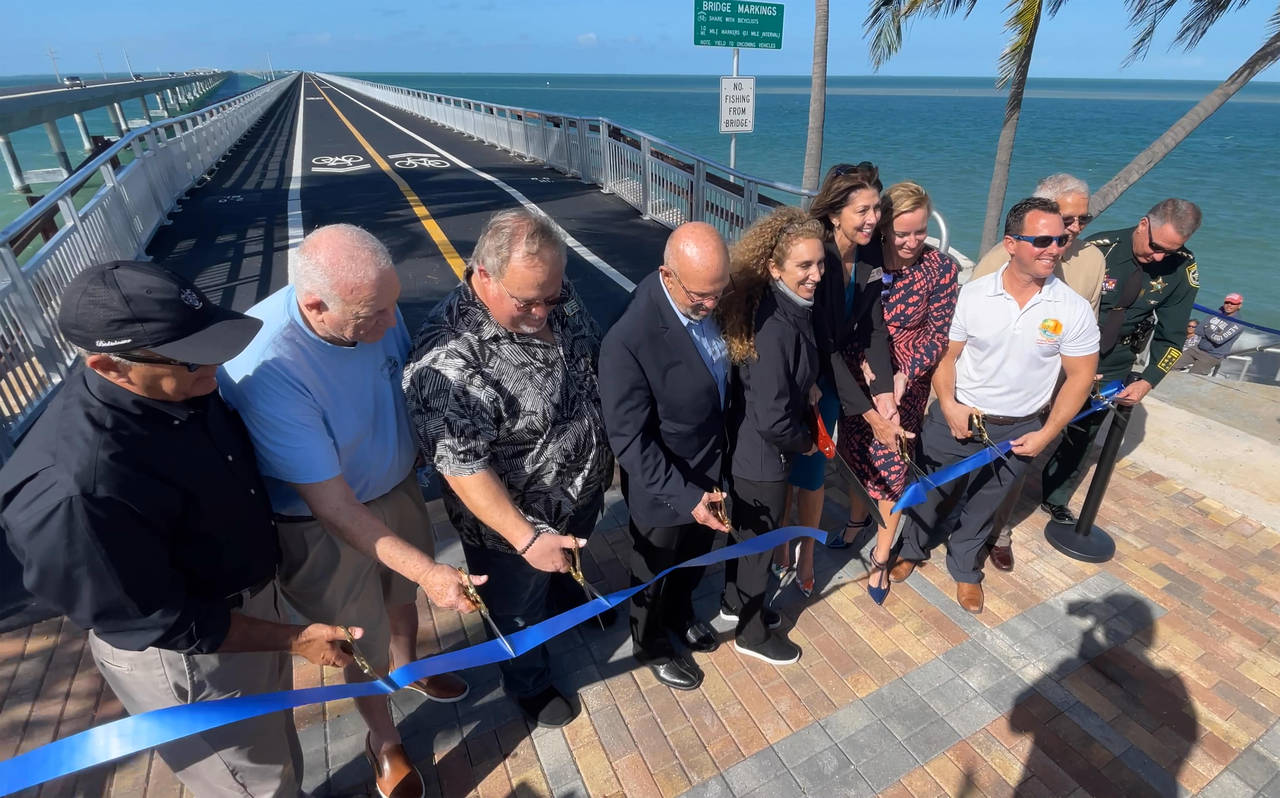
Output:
[950,263,1099,416]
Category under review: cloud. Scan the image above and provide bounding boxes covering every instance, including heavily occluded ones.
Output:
[577,32,598,48]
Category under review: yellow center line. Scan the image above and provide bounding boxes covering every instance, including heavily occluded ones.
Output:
[309,79,466,279]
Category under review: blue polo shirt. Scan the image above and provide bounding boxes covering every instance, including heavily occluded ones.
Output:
[218,285,415,516]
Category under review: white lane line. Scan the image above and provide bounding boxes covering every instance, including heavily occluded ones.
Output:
[322,82,636,292]
[286,75,307,278]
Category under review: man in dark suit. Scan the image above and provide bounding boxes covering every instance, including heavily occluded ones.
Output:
[599,222,734,690]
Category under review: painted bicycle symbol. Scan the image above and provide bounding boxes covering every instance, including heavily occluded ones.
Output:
[389,152,450,169]
[311,154,370,173]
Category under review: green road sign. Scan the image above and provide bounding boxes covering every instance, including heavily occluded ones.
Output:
[693,1,784,50]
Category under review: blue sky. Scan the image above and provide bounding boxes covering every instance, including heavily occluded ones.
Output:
[8,0,1278,81]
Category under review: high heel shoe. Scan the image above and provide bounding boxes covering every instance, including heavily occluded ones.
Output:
[867,550,891,606]
[827,518,870,549]
[793,543,814,597]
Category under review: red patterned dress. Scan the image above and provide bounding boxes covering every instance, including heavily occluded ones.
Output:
[837,245,960,500]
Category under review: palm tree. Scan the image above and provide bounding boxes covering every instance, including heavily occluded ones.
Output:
[1089,3,1280,215]
[866,0,1053,252]
[802,0,831,193]
[865,0,1280,246]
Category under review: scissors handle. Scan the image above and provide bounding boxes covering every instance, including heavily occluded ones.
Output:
[812,407,836,459]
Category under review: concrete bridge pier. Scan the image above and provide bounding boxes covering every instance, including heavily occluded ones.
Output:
[71,112,92,149]
[0,133,28,192]
[110,102,128,135]
[155,92,171,119]
[137,96,153,125]
[42,121,73,175]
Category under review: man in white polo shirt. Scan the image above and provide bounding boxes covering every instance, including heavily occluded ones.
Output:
[891,197,1099,613]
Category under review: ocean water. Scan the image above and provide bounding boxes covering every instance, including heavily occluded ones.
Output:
[344,73,1280,331]
[3,71,1277,328]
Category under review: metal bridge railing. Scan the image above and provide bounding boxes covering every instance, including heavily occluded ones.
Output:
[0,74,295,457]
[315,72,957,259]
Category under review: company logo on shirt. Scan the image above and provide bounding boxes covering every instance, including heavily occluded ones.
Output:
[1037,318,1064,344]
[383,356,401,381]
[1102,275,1118,293]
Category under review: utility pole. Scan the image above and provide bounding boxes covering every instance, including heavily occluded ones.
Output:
[122,48,135,77]
[47,48,61,83]
[97,51,108,80]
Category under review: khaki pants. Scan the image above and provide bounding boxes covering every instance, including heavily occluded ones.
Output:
[88,583,302,797]
[276,473,433,674]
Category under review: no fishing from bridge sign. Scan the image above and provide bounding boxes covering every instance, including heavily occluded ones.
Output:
[720,76,756,133]
[694,1,784,49]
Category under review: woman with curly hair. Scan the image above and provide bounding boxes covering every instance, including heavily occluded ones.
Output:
[714,207,825,665]
[840,181,959,604]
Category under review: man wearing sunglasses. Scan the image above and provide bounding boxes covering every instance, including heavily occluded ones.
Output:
[970,174,1105,571]
[1175,293,1245,374]
[1041,198,1202,526]
[403,209,614,728]
[0,261,360,796]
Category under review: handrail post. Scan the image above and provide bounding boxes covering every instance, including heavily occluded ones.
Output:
[640,136,653,219]
[692,160,707,223]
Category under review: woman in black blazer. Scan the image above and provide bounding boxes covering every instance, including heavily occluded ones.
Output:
[715,207,826,666]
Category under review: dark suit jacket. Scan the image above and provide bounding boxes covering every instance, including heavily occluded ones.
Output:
[813,239,894,417]
[599,272,725,529]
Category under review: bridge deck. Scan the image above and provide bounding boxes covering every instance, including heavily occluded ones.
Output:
[2,74,1279,798]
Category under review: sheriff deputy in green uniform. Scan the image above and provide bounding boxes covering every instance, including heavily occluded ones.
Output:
[1039,198,1203,524]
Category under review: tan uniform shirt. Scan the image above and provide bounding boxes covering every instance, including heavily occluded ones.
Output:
[970,240,1106,311]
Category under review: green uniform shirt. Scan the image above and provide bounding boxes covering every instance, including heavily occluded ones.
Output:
[1089,226,1199,386]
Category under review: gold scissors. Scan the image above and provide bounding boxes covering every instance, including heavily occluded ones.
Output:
[459,567,516,657]
[968,412,1010,463]
[708,489,731,529]
[341,625,382,681]
[895,433,932,483]
[565,542,611,628]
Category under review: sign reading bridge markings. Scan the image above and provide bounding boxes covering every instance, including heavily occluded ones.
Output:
[694,0,784,49]
[719,76,755,134]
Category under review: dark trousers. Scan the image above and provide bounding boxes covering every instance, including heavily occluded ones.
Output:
[897,403,1038,584]
[725,476,786,646]
[461,490,604,697]
[627,514,716,662]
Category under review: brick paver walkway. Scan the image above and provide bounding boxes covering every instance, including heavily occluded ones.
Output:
[2,452,1278,797]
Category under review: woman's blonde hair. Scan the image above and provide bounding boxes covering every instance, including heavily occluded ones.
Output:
[878,181,932,235]
[716,207,825,364]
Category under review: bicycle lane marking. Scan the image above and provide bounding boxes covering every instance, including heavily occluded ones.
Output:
[317,80,636,292]
[308,80,467,280]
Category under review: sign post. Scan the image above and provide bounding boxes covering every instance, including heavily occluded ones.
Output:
[694,1,784,171]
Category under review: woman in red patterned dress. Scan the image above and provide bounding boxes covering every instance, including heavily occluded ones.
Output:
[837,182,960,604]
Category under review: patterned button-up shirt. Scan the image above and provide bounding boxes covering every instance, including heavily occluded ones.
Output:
[402,275,613,552]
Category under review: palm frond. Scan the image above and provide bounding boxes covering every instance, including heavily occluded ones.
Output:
[998,0,1043,88]
[1045,0,1071,17]
[1123,0,1182,65]
[865,0,909,70]
[1174,0,1251,49]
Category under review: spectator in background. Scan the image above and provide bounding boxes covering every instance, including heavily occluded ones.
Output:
[1183,319,1201,350]
[1176,293,1246,374]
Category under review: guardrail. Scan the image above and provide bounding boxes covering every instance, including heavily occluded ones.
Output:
[315,72,955,257]
[0,74,296,456]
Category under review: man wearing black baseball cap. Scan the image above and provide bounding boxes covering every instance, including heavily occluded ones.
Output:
[1,260,357,797]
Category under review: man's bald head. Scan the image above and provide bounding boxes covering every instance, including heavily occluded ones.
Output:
[291,224,401,345]
[660,222,731,321]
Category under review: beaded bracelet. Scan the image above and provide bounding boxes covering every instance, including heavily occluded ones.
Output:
[516,527,543,556]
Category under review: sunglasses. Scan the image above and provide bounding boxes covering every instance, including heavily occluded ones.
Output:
[114,352,206,372]
[1061,214,1094,227]
[1143,217,1179,255]
[1010,234,1070,249]
[832,161,875,177]
[494,276,565,313]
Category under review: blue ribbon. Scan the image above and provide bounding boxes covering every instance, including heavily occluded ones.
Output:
[0,525,826,796]
[891,381,1124,515]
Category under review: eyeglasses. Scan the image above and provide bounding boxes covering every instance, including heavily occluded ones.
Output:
[1061,214,1094,228]
[832,161,875,177]
[1010,234,1070,249]
[494,276,565,313]
[114,352,205,372]
[1143,217,1179,255]
[665,268,735,307]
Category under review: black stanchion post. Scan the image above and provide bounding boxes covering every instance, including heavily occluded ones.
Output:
[1044,404,1128,562]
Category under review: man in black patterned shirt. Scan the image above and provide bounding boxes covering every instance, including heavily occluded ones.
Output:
[403,209,613,728]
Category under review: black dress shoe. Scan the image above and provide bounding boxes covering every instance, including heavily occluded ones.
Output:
[516,686,578,728]
[649,656,704,691]
[1040,502,1078,525]
[683,620,719,653]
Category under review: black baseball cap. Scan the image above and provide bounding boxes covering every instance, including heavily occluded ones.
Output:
[58,260,262,364]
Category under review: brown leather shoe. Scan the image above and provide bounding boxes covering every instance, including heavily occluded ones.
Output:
[989,545,1014,572]
[365,735,425,798]
[403,672,469,703]
[888,558,917,583]
[956,582,984,614]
